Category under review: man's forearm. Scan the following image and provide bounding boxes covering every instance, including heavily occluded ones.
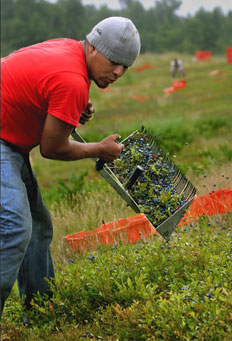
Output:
[40,140,103,161]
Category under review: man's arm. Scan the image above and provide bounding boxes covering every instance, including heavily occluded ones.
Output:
[40,114,123,162]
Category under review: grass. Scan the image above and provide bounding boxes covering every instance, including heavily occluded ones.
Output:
[1,52,232,340]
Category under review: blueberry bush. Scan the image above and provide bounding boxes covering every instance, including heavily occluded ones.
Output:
[2,215,232,340]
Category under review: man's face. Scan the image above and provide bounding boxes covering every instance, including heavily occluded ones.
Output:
[86,45,128,88]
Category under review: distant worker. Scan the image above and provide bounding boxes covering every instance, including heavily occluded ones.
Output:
[170,58,185,77]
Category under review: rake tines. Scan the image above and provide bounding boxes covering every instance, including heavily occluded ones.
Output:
[141,126,196,198]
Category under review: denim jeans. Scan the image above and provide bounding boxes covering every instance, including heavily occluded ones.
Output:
[0,140,55,317]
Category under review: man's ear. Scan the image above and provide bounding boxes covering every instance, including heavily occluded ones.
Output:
[87,43,97,56]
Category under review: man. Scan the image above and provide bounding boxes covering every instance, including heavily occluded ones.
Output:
[170,58,185,77]
[0,16,141,317]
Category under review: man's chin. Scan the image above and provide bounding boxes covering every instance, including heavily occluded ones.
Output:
[94,80,109,89]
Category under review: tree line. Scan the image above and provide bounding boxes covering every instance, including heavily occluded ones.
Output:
[2,0,232,57]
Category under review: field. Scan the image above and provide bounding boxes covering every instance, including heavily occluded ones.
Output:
[1,52,232,340]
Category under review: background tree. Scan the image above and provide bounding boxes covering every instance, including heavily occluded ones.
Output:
[1,0,231,57]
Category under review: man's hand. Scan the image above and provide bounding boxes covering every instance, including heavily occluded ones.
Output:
[99,135,124,162]
[79,100,94,125]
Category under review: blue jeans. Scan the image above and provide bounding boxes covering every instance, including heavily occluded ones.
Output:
[0,140,55,317]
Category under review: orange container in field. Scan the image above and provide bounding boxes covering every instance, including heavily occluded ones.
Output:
[134,63,153,72]
[226,47,232,63]
[173,80,187,90]
[178,188,232,226]
[195,50,212,61]
[163,86,175,94]
[163,80,186,94]
[64,188,232,251]
[96,218,128,245]
[64,214,156,252]
[127,214,157,242]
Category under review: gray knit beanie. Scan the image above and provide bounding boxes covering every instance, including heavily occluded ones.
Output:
[86,17,141,67]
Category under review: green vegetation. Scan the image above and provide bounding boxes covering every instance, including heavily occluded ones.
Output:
[1,53,232,339]
[2,215,232,340]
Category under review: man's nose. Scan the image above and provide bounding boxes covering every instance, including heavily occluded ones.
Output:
[113,65,126,78]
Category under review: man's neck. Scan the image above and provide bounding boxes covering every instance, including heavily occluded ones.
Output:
[81,40,87,57]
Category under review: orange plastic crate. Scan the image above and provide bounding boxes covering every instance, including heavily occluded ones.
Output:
[195,50,212,61]
[173,80,186,90]
[64,214,156,251]
[226,47,232,63]
[178,188,232,226]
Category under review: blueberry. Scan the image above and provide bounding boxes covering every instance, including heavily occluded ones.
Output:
[206,292,212,299]
[88,254,95,262]
[66,258,76,264]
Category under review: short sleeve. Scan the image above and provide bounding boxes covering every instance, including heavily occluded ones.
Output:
[43,71,89,127]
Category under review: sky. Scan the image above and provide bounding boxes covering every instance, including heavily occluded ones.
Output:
[81,0,232,16]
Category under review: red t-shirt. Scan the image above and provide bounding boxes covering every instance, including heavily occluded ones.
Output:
[1,39,91,152]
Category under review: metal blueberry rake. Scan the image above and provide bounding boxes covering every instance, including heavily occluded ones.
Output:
[72,127,196,241]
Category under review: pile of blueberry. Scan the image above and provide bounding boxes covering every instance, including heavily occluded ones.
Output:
[109,130,186,227]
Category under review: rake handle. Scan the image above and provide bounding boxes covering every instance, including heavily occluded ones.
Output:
[96,158,106,171]
[125,165,144,190]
